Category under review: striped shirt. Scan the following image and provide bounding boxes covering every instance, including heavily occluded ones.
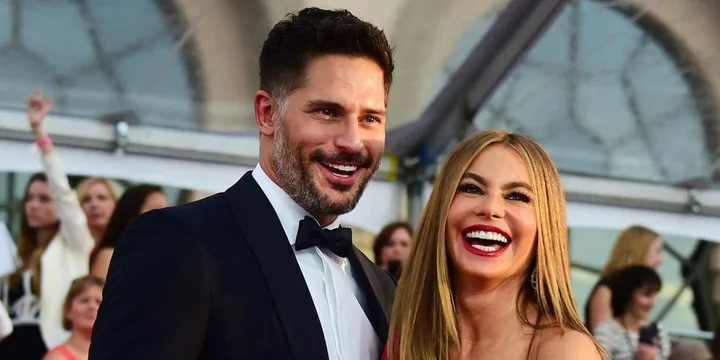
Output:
[594,319,670,360]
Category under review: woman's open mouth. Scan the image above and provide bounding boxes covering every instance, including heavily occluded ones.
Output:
[461,224,512,257]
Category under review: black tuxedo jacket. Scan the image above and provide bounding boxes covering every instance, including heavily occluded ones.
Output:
[89,172,397,360]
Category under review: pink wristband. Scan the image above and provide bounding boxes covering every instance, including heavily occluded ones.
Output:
[36,137,52,148]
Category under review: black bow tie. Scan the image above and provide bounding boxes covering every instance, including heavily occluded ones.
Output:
[294,216,353,258]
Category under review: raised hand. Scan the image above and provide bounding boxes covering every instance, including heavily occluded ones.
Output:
[634,341,657,360]
[26,90,55,129]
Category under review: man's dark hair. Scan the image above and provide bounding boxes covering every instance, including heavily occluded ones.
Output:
[608,265,662,317]
[259,7,394,100]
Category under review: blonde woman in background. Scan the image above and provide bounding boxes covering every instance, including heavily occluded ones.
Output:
[74,178,122,243]
[384,130,603,360]
[24,92,121,350]
[585,226,664,332]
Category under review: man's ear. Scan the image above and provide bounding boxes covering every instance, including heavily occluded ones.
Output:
[254,90,276,136]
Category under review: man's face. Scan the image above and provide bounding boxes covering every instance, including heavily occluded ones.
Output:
[270,55,386,217]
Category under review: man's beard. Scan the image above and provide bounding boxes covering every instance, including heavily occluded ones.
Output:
[270,119,380,217]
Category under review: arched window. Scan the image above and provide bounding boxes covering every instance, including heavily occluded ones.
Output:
[0,1,200,129]
[438,0,715,186]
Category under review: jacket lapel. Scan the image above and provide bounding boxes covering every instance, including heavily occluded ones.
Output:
[348,247,392,343]
[227,172,328,360]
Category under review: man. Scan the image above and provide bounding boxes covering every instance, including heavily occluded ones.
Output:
[89,7,396,360]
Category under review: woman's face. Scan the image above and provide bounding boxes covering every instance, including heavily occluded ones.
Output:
[380,227,412,266]
[629,286,658,321]
[645,237,663,269]
[66,285,102,332]
[140,192,168,214]
[446,144,538,284]
[81,182,116,229]
[24,180,58,229]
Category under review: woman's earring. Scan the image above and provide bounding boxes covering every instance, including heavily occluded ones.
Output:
[531,269,538,291]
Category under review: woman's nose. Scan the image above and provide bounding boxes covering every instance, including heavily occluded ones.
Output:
[26,200,40,211]
[474,193,505,219]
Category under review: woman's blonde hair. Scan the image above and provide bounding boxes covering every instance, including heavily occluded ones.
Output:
[601,225,659,277]
[388,130,602,359]
[76,177,124,204]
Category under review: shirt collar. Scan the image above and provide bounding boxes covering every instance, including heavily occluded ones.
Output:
[251,164,341,245]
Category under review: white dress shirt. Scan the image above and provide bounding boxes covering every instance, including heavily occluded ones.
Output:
[252,164,380,360]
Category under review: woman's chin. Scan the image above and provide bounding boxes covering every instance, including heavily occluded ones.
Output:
[454,264,508,283]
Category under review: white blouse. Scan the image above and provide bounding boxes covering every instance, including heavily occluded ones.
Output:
[594,319,671,360]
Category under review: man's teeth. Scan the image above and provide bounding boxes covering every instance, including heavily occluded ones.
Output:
[324,162,358,176]
[465,230,508,243]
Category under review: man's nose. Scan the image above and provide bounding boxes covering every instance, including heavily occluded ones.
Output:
[334,119,363,153]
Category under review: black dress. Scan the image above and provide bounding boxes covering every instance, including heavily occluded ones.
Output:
[0,271,47,360]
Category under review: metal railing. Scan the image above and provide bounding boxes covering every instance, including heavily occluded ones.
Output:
[667,328,714,341]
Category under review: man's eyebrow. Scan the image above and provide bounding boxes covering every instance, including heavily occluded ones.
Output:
[307,100,386,115]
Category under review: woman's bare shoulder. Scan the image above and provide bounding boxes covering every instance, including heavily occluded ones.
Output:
[537,327,603,360]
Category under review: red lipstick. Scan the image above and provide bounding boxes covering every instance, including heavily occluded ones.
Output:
[460,224,512,258]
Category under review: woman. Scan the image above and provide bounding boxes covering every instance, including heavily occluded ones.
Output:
[89,184,167,280]
[586,226,663,332]
[372,221,413,278]
[27,91,122,245]
[385,130,603,359]
[0,174,60,359]
[593,265,670,360]
[43,275,104,360]
[75,178,122,243]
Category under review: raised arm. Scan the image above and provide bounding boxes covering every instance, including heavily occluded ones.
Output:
[27,92,94,253]
[89,209,209,359]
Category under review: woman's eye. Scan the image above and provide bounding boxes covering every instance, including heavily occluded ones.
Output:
[506,191,531,203]
[458,183,482,194]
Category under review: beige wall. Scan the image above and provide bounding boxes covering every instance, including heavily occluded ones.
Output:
[172,0,271,132]
[172,0,511,131]
[349,226,378,260]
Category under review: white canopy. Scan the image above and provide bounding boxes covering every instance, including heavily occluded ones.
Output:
[0,139,403,235]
